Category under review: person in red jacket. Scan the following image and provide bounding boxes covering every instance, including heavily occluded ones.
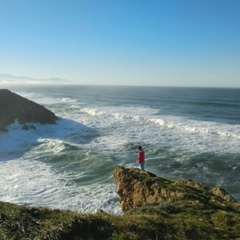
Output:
[138,146,145,171]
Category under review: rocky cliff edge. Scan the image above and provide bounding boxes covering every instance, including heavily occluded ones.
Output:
[113,165,237,212]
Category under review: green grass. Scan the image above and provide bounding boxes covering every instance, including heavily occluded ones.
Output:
[1,166,240,239]
[1,201,240,240]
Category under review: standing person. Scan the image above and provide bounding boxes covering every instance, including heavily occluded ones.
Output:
[138,146,145,171]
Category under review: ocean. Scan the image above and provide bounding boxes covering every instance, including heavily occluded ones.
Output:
[0,85,240,214]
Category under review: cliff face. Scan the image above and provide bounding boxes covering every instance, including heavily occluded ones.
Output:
[113,166,237,212]
[0,89,58,131]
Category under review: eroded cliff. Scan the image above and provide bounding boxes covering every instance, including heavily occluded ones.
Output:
[113,165,237,212]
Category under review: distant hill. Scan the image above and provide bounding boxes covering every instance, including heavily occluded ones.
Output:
[0,89,58,132]
[0,74,71,84]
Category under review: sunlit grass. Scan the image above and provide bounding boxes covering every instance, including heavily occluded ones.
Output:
[1,200,240,240]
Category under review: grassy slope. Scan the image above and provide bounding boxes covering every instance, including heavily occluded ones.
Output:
[1,167,240,239]
[1,199,240,240]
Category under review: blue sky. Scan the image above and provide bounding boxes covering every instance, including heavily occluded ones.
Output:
[0,0,240,87]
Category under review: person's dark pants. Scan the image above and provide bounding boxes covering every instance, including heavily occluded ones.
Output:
[140,162,145,171]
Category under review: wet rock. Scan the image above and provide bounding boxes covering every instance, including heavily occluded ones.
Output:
[22,124,36,130]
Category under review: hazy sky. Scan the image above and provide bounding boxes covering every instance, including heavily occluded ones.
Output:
[0,0,240,87]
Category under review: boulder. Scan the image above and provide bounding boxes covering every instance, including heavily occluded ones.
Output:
[22,124,36,130]
[0,89,58,132]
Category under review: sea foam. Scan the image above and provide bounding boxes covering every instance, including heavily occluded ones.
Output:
[1,86,240,212]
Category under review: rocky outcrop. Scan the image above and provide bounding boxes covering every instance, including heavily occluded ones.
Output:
[0,89,58,131]
[113,166,237,212]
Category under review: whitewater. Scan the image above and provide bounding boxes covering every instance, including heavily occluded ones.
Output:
[0,85,240,214]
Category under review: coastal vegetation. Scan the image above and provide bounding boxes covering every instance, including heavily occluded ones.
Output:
[0,166,239,240]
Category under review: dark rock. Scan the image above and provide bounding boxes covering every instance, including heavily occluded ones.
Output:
[27,208,43,219]
[96,209,110,215]
[22,124,36,130]
[0,89,58,132]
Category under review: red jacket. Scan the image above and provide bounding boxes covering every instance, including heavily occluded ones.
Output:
[138,150,145,163]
